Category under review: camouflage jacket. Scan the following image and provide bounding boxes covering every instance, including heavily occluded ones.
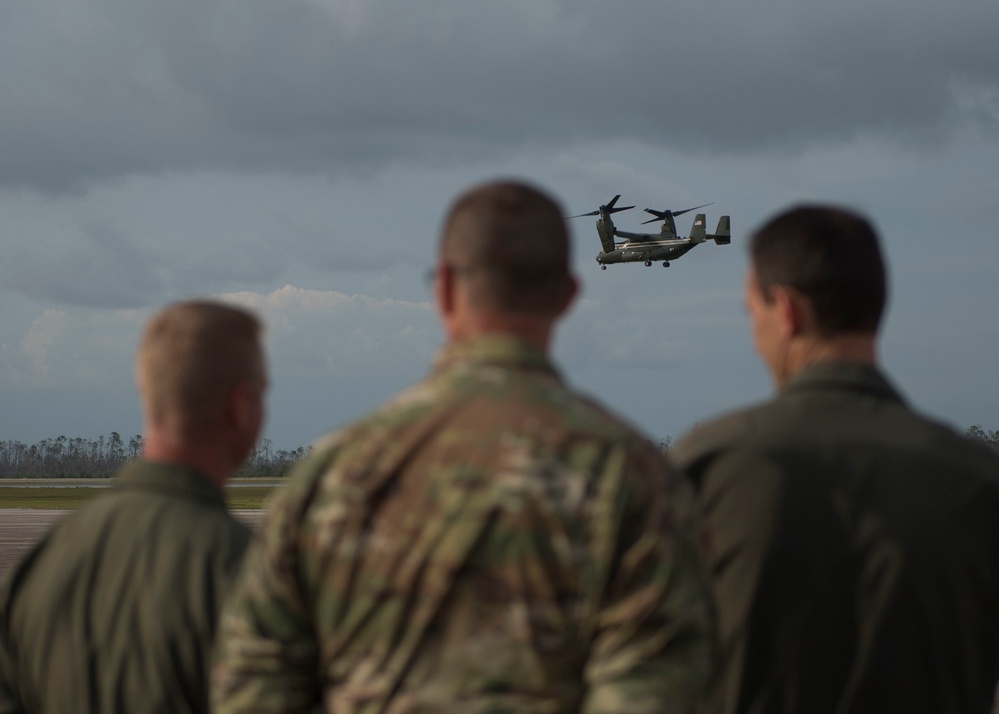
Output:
[213,335,715,714]
[0,461,250,714]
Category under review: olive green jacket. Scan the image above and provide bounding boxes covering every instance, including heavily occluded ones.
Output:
[0,461,250,713]
[674,361,999,714]
[213,336,715,713]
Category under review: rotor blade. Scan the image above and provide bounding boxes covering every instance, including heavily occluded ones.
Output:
[670,202,713,218]
[567,194,634,219]
[641,208,670,224]
[601,195,634,214]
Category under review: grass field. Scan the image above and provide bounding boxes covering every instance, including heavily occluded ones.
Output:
[0,483,276,510]
[223,486,275,509]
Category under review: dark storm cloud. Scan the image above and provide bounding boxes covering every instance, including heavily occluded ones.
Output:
[0,211,286,309]
[274,209,424,272]
[0,216,167,308]
[2,0,997,192]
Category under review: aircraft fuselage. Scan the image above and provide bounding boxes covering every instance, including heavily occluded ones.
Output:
[596,240,695,266]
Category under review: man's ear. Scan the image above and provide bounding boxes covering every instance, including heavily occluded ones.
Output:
[435,262,456,316]
[225,380,256,431]
[435,262,467,341]
[556,275,579,317]
[770,285,807,338]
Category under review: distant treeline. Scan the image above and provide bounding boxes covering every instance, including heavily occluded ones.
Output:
[966,425,999,450]
[0,434,310,479]
[2,425,996,479]
[659,425,999,456]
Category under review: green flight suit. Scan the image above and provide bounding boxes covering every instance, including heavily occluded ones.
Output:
[212,336,715,713]
[673,361,999,714]
[0,461,250,713]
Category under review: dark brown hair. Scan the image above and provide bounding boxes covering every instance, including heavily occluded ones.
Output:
[750,204,887,336]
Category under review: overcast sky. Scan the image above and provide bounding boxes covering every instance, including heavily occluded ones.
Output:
[2,0,998,451]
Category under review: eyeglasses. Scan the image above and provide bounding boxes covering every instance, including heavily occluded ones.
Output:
[423,263,476,289]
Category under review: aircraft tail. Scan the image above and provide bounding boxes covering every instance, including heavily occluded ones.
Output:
[711,216,731,245]
[689,214,708,244]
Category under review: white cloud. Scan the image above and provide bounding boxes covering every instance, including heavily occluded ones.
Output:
[19,309,67,383]
[1,286,436,388]
[219,285,439,377]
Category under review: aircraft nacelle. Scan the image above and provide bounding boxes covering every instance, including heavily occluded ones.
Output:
[596,215,617,253]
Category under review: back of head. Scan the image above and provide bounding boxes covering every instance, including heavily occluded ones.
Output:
[750,204,887,336]
[440,180,574,315]
[136,300,264,443]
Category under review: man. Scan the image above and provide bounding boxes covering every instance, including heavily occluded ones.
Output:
[0,300,267,713]
[673,205,999,713]
[212,180,715,713]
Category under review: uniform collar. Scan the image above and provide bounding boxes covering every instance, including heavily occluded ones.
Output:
[780,360,905,404]
[115,459,227,508]
[432,335,559,377]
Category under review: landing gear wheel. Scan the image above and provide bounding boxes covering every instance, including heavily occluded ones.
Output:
[644,260,652,267]
[662,261,670,268]
[600,265,606,270]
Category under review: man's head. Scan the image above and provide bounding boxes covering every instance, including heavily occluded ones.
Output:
[746,204,887,385]
[435,180,577,347]
[135,300,267,476]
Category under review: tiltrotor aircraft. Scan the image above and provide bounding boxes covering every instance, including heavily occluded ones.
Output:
[568,195,730,269]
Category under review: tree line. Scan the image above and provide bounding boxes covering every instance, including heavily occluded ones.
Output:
[0,434,310,479]
[657,426,999,455]
[966,425,999,450]
[2,425,996,479]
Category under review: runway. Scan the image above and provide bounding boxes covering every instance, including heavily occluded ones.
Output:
[0,509,266,582]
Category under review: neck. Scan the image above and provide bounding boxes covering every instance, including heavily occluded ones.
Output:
[142,432,231,492]
[777,333,877,387]
[449,312,554,354]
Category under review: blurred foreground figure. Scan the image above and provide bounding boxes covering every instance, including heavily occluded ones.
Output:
[674,205,999,714]
[0,300,267,713]
[213,180,715,713]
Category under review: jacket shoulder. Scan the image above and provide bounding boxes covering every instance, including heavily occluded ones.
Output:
[672,402,773,470]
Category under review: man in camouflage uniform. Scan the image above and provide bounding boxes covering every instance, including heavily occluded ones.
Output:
[0,300,267,713]
[212,180,715,713]
[673,205,999,714]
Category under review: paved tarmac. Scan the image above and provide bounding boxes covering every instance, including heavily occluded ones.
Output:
[0,509,266,582]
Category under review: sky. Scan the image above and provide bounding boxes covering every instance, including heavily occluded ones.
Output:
[2,0,998,451]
